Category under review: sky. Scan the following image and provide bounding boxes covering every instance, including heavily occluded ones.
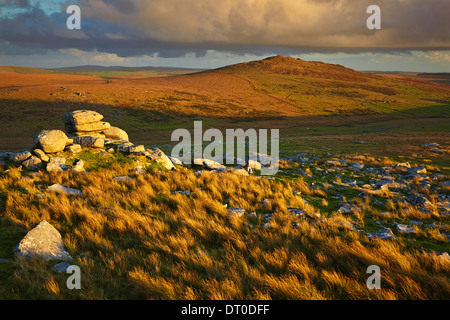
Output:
[0,0,449,72]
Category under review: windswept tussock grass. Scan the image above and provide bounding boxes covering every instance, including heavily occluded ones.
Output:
[0,158,449,300]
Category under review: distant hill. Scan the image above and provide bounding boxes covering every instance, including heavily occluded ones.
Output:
[0,65,206,77]
[213,55,371,82]
[0,55,449,119]
[188,55,450,116]
[51,65,206,73]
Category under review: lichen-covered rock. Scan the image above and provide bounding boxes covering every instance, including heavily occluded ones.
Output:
[232,168,250,176]
[147,148,175,171]
[337,204,360,214]
[102,126,129,141]
[47,157,66,173]
[72,136,105,148]
[408,167,427,175]
[34,130,69,153]
[228,207,245,218]
[127,145,145,153]
[66,144,82,154]
[113,176,135,183]
[62,110,104,125]
[169,157,183,166]
[367,228,397,241]
[47,183,83,197]
[22,156,42,170]
[245,160,262,171]
[10,150,32,163]
[71,159,85,173]
[193,158,226,170]
[33,149,49,162]
[14,220,72,261]
[66,121,111,133]
[395,223,417,235]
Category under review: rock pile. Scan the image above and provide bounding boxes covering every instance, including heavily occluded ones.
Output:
[2,109,179,174]
[2,109,267,177]
[62,110,110,148]
[63,110,130,145]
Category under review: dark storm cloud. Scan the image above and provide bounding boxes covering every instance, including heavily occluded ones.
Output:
[0,0,449,58]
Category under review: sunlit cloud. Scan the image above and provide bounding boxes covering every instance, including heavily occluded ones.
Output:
[0,0,449,71]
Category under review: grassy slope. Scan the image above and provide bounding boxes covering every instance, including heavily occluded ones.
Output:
[0,152,449,300]
[213,56,450,116]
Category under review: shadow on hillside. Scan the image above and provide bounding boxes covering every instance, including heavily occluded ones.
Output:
[0,97,448,152]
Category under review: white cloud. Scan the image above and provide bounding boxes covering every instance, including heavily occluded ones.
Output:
[417,51,450,63]
[59,48,125,63]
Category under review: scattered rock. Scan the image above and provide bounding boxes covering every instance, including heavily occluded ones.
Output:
[22,156,42,170]
[146,148,175,171]
[408,167,427,175]
[14,220,72,261]
[246,212,258,220]
[327,217,356,231]
[367,228,397,241]
[394,223,417,235]
[169,157,183,166]
[288,208,307,218]
[232,168,250,176]
[262,222,273,229]
[375,180,407,190]
[393,162,411,169]
[409,195,432,207]
[337,204,360,214]
[47,184,83,197]
[32,149,49,162]
[227,207,245,218]
[423,143,439,147]
[325,160,343,167]
[202,159,226,170]
[71,159,85,173]
[436,252,450,263]
[245,160,262,171]
[113,176,135,183]
[172,190,190,196]
[349,162,364,170]
[11,151,32,164]
[46,157,66,173]
[193,158,225,170]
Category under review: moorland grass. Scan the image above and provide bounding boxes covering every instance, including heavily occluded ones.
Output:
[0,154,448,300]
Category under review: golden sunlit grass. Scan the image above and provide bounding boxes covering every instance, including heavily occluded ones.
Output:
[0,157,448,300]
